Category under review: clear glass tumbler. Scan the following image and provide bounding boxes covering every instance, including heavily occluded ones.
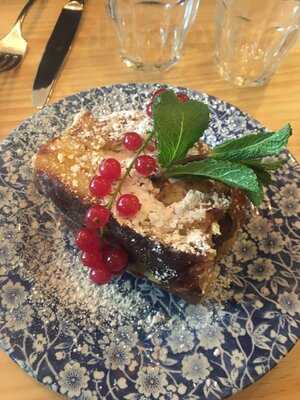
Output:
[107,0,200,71]
[215,0,300,87]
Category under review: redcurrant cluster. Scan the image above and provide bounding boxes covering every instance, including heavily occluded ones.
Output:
[76,227,128,284]
[75,125,156,284]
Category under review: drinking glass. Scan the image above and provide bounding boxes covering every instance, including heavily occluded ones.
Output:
[214,0,300,87]
[107,0,200,71]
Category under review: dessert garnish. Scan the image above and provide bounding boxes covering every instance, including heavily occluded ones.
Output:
[152,90,291,206]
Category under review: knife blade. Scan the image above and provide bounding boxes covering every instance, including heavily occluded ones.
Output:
[32,0,85,108]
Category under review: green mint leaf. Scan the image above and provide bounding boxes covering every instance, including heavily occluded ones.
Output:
[166,158,260,193]
[243,159,285,171]
[246,182,264,206]
[153,91,210,168]
[211,124,292,162]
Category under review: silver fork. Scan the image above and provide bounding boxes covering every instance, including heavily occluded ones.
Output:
[0,0,36,73]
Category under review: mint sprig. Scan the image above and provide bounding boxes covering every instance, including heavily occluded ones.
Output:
[153,91,209,168]
[152,90,292,206]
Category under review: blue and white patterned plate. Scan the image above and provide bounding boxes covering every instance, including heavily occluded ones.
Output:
[0,84,300,400]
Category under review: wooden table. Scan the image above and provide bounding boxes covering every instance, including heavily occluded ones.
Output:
[0,1,299,399]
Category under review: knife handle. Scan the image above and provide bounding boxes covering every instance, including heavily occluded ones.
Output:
[65,0,85,10]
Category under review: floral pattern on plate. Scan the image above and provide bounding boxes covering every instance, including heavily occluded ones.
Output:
[0,84,300,400]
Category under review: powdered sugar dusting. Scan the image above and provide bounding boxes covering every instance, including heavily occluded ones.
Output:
[122,188,230,255]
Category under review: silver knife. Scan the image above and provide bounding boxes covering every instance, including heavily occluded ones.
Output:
[32,0,85,108]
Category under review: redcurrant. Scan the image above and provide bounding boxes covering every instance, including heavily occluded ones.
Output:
[84,205,110,229]
[89,266,112,285]
[81,251,105,270]
[116,194,141,218]
[146,102,153,117]
[99,158,121,182]
[75,228,100,252]
[147,143,156,152]
[89,176,112,198]
[103,246,128,273]
[135,155,157,176]
[177,92,189,103]
[147,88,167,117]
[123,132,143,151]
[151,88,167,101]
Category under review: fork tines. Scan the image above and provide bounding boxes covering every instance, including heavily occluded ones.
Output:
[0,52,22,72]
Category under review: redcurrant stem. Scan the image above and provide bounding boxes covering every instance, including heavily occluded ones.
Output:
[107,131,156,209]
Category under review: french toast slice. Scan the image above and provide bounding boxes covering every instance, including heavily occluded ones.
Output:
[33,110,250,303]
